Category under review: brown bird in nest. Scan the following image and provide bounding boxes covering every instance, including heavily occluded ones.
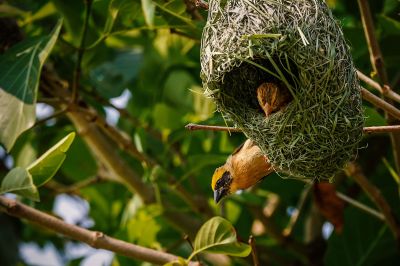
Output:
[211,82,293,203]
[257,82,293,116]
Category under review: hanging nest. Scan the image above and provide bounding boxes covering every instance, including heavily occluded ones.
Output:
[200,0,364,180]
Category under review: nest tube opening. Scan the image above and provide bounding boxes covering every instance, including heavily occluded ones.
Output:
[201,0,364,180]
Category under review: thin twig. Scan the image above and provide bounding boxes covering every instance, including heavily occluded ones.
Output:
[357,0,390,86]
[71,0,93,103]
[34,108,68,126]
[335,191,384,221]
[248,235,260,266]
[283,185,312,237]
[186,123,400,134]
[80,89,188,165]
[358,70,400,104]
[185,123,242,132]
[361,87,400,120]
[345,162,400,244]
[0,196,195,265]
[45,175,105,195]
[364,125,400,134]
[357,0,400,174]
[248,205,308,262]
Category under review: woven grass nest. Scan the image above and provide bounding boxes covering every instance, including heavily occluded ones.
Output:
[200,0,364,180]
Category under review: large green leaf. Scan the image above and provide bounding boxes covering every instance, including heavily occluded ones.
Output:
[27,132,75,187]
[0,19,62,151]
[0,167,38,201]
[188,216,251,261]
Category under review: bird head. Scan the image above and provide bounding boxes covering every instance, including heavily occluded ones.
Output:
[211,166,234,204]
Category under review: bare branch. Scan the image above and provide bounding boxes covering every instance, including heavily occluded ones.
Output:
[0,196,191,265]
[361,87,400,120]
[186,123,400,134]
[186,123,241,132]
[364,125,400,134]
[357,0,400,173]
[358,70,400,104]
[357,0,389,86]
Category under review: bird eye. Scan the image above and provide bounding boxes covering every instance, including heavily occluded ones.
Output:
[215,171,232,189]
[215,177,224,189]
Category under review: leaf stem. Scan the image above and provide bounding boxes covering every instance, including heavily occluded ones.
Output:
[248,235,260,266]
[184,235,202,264]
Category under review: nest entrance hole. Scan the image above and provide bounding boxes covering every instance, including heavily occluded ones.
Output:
[220,56,298,117]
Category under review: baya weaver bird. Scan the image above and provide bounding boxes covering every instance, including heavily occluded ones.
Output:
[211,82,292,203]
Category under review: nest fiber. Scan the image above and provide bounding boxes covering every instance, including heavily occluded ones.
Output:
[200,0,364,180]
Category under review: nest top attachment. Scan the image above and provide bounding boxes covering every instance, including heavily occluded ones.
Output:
[200,0,364,180]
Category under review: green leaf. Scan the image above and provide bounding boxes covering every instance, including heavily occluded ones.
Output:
[188,216,251,261]
[0,19,62,151]
[163,257,187,266]
[364,106,386,127]
[27,132,75,187]
[0,167,39,201]
[141,0,155,27]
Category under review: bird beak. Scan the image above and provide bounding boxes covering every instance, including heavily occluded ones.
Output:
[214,188,228,204]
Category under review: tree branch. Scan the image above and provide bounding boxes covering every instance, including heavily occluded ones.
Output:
[361,87,400,120]
[72,0,93,103]
[357,0,390,86]
[345,162,400,244]
[358,70,400,104]
[0,196,197,265]
[248,235,260,266]
[364,125,400,134]
[40,68,206,236]
[357,0,400,173]
[185,123,241,132]
[186,123,400,134]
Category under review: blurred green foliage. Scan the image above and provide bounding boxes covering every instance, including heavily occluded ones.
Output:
[0,0,400,265]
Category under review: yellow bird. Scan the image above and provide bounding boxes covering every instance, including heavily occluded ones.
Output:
[211,139,274,203]
[211,82,292,203]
